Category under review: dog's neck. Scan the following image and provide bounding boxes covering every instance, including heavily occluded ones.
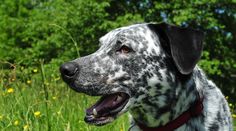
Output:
[129,67,204,128]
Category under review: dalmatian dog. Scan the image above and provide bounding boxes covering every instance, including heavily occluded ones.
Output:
[60,23,232,131]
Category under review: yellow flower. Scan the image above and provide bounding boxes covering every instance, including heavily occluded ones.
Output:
[26,80,31,84]
[232,114,236,118]
[7,88,14,93]
[14,120,19,126]
[33,69,38,73]
[52,96,57,100]
[120,128,124,131]
[34,111,41,118]
[229,103,233,107]
[23,124,29,130]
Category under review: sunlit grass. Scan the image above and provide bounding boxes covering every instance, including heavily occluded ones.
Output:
[234,119,236,131]
[0,64,129,131]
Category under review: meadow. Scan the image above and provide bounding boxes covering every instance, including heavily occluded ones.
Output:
[0,62,130,131]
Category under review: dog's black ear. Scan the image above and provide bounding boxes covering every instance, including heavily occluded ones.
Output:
[148,23,204,75]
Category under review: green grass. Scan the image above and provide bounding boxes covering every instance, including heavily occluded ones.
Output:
[0,64,129,131]
[234,119,236,131]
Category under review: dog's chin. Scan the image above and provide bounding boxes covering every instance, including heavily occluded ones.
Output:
[84,92,130,126]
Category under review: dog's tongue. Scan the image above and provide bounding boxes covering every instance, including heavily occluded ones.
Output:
[86,93,128,117]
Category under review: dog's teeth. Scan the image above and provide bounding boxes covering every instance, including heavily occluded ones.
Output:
[93,108,97,116]
[116,95,122,102]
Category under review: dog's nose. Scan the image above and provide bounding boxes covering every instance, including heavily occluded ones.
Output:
[60,62,78,77]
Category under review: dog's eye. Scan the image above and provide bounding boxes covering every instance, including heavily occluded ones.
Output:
[117,45,132,54]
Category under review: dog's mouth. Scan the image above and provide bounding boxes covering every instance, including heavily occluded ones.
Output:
[84,92,130,125]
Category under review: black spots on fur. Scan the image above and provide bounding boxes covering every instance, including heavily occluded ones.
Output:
[133,91,144,99]
[130,107,147,123]
[154,105,171,120]
[146,86,152,90]
[151,48,157,55]
[143,97,158,108]
[140,76,148,86]
[156,71,163,81]
[153,55,163,63]
[216,111,224,125]
[145,72,154,78]
[208,84,215,89]
[150,34,157,41]
[155,83,162,89]
[186,82,197,95]
[222,101,228,113]
[209,123,219,131]
[159,61,166,69]
[135,74,148,86]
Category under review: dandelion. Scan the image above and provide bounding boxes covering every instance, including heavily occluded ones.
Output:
[0,115,3,120]
[14,120,19,126]
[33,69,38,73]
[34,111,41,118]
[26,80,31,84]
[23,124,29,130]
[7,88,14,93]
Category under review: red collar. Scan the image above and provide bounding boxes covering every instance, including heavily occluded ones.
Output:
[136,97,204,131]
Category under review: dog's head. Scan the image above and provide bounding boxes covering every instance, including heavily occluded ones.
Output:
[60,23,204,125]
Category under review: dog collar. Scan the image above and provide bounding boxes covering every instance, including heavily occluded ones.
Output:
[136,97,204,131]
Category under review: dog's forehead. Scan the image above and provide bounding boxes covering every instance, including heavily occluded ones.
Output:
[99,23,161,55]
[99,23,149,45]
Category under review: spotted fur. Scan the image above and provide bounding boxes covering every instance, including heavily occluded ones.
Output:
[61,23,232,131]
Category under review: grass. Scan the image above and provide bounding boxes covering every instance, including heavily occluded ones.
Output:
[0,63,129,131]
[234,119,236,131]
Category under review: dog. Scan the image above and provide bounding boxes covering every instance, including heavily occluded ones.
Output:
[60,23,232,131]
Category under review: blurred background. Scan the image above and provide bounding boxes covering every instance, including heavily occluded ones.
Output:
[0,0,235,130]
